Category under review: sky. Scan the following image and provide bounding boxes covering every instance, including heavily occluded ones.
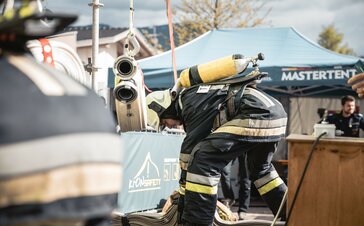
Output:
[45,0,364,56]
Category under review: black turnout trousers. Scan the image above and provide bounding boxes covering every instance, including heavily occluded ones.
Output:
[182,138,287,225]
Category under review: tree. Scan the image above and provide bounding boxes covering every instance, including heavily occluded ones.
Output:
[318,24,354,55]
[173,0,270,45]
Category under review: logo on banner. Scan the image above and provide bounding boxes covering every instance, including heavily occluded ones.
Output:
[128,152,161,193]
[163,158,180,181]
[281,67,356,81]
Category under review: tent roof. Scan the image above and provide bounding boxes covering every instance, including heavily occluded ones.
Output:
[138,27,361,93]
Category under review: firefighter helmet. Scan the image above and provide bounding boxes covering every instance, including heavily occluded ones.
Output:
[146,89,172,129]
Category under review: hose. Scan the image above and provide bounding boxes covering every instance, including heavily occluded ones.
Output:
[27,40,90,86]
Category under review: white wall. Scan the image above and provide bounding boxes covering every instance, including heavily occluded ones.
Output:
[77,43,118,106]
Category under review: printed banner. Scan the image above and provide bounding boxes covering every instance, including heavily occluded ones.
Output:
[117,132,184,213]
[260,64,361,86]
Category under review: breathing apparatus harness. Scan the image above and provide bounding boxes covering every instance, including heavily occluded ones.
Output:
[212,70,268,130]
[176,53,268,130]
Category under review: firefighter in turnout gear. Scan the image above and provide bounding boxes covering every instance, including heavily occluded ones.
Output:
[146,54,287,226]
[0,3,121,225]
[147,83,287,225]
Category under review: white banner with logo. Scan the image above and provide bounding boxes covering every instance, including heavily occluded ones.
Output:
[117,132,184,213]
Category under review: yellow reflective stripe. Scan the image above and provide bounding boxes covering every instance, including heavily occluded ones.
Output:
[19,6,34,18]
[213,126,286,137]
[4,9,15,20]
[186,182,218,195]
[258,177,284,196]
[179,185,185,195]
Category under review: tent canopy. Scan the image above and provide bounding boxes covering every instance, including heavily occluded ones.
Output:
[138,27,361,96]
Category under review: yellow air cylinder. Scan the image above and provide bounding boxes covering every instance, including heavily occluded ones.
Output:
[179,55,238,87]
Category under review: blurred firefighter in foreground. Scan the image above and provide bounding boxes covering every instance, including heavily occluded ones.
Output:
[0,2,121,225]
[146,54,287,226]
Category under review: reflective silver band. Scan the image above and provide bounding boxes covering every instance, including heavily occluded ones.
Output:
[254,171,279,188]
[178,89,185,110]
[0,133,121,179]
[8,55,87,96]
[187,172,220,186]
[213,126,286,137]
[244,88,275,107]
[8,55,65,96]
[221,118,287,129]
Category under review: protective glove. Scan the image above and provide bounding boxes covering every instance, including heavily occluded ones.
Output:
[177,194,185,224]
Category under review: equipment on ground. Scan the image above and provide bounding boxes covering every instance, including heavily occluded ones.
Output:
[112,191,285,226]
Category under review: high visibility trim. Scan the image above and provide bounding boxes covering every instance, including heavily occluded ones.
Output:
[4,9,14,20]
[8,55,65,96]
[187,172,220,186]
[0,163,121,208]
[254,171,279,188]
[222,118,287,129]
[0,133,121,179]
[213,126,286,137]
[179,185,186,195]
[177,88,187,111]
[186,181,218,195]
[257,177,284,196]
[19,5,34,18]
[244,88,275,107]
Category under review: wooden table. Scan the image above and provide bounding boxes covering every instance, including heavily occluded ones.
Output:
[286,134,364,226]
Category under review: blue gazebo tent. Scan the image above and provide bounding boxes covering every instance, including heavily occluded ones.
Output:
[137,27,362,96]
